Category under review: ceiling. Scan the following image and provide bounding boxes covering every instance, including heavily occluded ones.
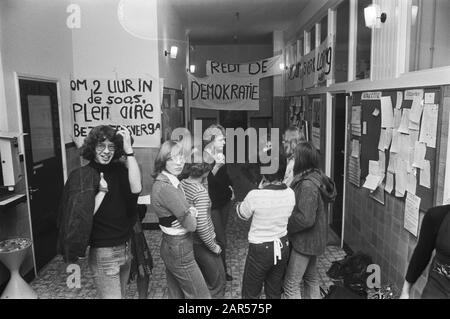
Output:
[167,0,312,44]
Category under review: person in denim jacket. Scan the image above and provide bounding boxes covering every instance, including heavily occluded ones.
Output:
[57,125,142,299]
[151,140,210,299]
[283,141,336,299]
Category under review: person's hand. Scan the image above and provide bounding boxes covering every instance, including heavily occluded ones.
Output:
[117,125,133,154]
[188,206,198,218]
[99,172,108,193]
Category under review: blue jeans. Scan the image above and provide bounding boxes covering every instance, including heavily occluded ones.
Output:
[160,232,210,299]
[88,242,131,299]
[241,237,290,299]
[283,249,320,299]
[193,242,226,299]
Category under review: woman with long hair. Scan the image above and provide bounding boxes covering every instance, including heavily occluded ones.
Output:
[283,141,336,299]
[151,140,210,298]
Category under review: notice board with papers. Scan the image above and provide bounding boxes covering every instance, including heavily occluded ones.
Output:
[351,87,442,212]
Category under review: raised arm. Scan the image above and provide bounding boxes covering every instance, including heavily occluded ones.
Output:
[117,125,142,194]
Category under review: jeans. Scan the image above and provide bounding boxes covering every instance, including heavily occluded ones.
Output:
[88,242,131,299]
[283,249,320,299]
[241,237,290,299]
[211,201,232,272]
[160,232,211,299]
[193,242,226,299]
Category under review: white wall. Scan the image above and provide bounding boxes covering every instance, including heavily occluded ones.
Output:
[157,0,188,90]
[0,0,73,141]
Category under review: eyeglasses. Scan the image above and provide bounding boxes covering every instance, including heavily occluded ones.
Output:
[96,143,116,152]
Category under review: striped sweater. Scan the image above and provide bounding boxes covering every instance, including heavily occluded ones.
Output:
[181,179,221,254]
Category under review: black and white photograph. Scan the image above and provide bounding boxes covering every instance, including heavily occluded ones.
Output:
[0,0,450,307]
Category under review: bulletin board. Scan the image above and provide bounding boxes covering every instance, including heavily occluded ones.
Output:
[352,87,442,211]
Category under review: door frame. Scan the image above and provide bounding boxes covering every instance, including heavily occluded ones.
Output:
[14,72,68,276]
[328,90,349,249]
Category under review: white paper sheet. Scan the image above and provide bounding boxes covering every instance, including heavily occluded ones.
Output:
[362,121,367,135]
[408,119,420,131]
[372,108,380,117]
[385,172,394,194]
[138,195,151,205]
[409,96,424,124]
[420,160,431,188]
[351,106,362,124]
[419,104,438,148]
[398,109,410,134]
[379,150,386,175]
[351,139,360,158]
[385,128,393,150]
[395,159,408,197]
[404,89,424,100]
[393,109,402,129]
[412,141,426,169]
[424,92,435,104]
[388,153,397,173]
[404,192,421,237]
[378,129,387,151]
[406,168,417,195]
[369,160,380,176]
[395,91,403,109]
[363,174,382,191]
[381,96,394,128]
[390,130,400,153]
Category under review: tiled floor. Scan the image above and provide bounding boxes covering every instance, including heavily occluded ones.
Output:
[30,210,346,299]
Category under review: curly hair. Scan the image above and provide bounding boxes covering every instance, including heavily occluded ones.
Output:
[80,125,124,161]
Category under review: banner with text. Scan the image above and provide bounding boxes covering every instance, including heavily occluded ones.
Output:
[70,78,161,148]
[206,55,282,78]
[285,36,334,91]
[189,73,260,111]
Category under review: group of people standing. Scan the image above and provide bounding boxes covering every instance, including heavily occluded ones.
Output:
[56,123,337,299]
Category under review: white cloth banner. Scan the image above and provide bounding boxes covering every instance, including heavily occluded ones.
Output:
[70,77,161,148]
[189,73,260,111]
[206,55,282,78]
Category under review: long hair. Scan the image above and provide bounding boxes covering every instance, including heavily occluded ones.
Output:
[152,140,183,178]
[80,125,124,161]
[293,141,320,176]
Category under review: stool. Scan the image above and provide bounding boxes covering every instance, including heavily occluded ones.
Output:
[0,238,38,299]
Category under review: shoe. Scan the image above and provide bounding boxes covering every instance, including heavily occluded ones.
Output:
[226,273,233,281]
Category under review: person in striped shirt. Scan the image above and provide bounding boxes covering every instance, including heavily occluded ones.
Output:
[181,160,226,299]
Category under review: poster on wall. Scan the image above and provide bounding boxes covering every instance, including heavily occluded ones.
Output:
[70,77,161,148]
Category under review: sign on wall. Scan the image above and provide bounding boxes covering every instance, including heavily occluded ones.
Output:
[286,36,334,91]
[70,78,161,148]
[206,55,282,78]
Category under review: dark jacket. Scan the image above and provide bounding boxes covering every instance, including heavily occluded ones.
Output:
[56,164,99,263]
[288,169,337,256]
[207,164,232,209]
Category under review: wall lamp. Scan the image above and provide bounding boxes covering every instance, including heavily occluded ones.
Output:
[364,4,387,29]
[164,46,178,59]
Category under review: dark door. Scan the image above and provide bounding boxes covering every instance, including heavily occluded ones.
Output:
[19,79,64,272]
[331,94,346,238]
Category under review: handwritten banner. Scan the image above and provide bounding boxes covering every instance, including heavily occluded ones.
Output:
[206,55,282,78]
[285,36,334,91]
[189,74,259,111]
[70,78,161,148]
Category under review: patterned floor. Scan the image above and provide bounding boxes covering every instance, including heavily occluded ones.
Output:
[30,211,346,299]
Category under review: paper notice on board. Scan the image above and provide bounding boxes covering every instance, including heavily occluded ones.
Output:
[138,195,151,205]
[362,121,367,135]
[419,104,438,148]
[420,160,431,188]
[409,131,419,149]
[363,160,382,191]
[405,89,424,100]
[390,130,400,153]
[388,153,397,173]
[395,159,408,197]
[406,168,417,195]
[424,92,435,104]
[398,109,410,134]
[379,150,386,175]
[385,128,393,149]
[409,119,420,132]
[385,172,394,194]
[378,129,387,151]
[394,109,402,129]
[351,106,361,124]
[381,96,394,128]
[412,141,426,169]
[369,160,380,176]
[404,192,421,237]
[410,97,424,124]
[372,108,380,117]
[351,139,360,158]
[396,91,403,109]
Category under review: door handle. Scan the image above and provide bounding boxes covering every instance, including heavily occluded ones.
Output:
[29,187,39,194]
